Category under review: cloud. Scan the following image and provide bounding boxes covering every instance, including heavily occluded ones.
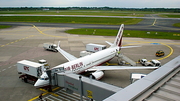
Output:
[0,0,179,8]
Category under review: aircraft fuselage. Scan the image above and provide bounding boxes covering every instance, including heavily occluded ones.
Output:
[53,47,118,74]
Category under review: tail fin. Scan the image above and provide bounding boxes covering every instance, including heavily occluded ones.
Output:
[113,24,124,47]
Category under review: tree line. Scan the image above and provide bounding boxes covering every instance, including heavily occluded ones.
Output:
[0,7,179,13]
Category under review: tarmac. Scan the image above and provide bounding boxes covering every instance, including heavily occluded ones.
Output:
[0,25,180,101]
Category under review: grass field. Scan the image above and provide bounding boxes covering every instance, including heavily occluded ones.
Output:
[0,10,179,39]
[159,14,180,18]
[65,28,180,40]
[0,16,143,25]
[1,10,179,18]
[0,25,12,29]
[0,10,151,17]
[173,23,180,27]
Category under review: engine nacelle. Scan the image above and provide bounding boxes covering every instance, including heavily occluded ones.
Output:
[91,70,104,80]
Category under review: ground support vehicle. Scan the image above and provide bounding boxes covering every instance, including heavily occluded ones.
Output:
[139,59,148,66]
[43,43,58,52]
[80,43,106,57]
[156,50,165,57]
[17,60,46,84]
[140,59,161,67]
[131,73,147,83]
[86,43,106,52]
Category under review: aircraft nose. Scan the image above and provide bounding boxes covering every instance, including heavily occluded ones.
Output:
[34,79,41,87]
[34,79,49,88]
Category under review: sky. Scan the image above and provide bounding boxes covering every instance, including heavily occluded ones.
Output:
[0,0,180,8]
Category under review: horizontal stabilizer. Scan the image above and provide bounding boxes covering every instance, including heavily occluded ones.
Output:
[105,41,113,46]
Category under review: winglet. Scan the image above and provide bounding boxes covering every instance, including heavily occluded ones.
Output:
[57,41,61,50]
[113,24,124,47]
[56,41,77,61]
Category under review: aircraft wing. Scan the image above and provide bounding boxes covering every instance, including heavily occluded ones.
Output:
[56,41,78,61]
[86,66,158,71]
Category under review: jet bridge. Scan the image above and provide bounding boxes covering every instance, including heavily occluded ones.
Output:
[46,68,122,101]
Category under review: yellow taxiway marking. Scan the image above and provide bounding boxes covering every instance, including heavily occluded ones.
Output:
[157,43,173,61]
[32,24,180,45]
[124,42,174,61]
[152,18,157,26]
[28,87,60,101]
[39,88,59,97]
[106,42,174,66]
[28,92,48,101]
[137,42,174,61]
[32,25,66,38]
[106,62,118,66]
[0,35,35,48]
[150,14,156,26]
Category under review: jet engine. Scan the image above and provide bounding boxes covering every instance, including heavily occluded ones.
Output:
[91,70,104,80]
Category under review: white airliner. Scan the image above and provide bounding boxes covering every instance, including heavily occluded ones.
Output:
[34,24,158,87]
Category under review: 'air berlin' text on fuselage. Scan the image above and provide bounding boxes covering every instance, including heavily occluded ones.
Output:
[65,62,83,71]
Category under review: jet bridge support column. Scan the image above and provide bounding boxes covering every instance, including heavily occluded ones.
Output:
[48,70,122,101]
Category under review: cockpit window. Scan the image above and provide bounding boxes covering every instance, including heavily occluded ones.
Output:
[40,78,44,80]
[40,78,49,80]
[45,78,49,80]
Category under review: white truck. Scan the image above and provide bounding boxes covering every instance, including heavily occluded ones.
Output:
[86,43,106,53]
[131,73,147,83]
[140,59,161,67]
[43,43,58,52]
[17,60,46,84]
